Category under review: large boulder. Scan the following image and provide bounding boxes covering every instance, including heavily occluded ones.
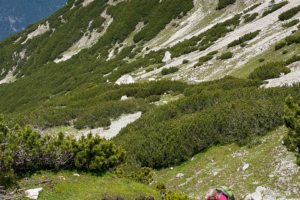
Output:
[25,188,43,200]
[162,51,172,63]
[115,75,135,85]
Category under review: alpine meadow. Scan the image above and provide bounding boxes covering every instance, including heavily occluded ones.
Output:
[0,0,300,199]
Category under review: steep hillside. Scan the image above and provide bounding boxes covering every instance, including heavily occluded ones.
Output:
[1,0,300,199]
[0,0,67,41]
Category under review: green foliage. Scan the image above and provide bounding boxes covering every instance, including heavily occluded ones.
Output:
[259,58,265,63]
[227,30,260,48]
[285,35,300,45]
[282,50,288,55]
[144,14,241,62]
[207,51,218,56]
[113,76,300,168]
[126,167,153,184]
[243,3,261,13]
[244,13,258,23]
[283,95,300,165]
[282,19,299,28]
[275,42,286,50]
[286,54,300,65]
[182,59,189,64]
[248,62,291,80]
[194,55,213,68]
[0,121,126,182]
[279,5,300,21]
[217,52,233,60]
[263,1,289,17]
[133,0,194,43]
[216,0,236,10]
[165,191,195,200]
[161,67,179,75]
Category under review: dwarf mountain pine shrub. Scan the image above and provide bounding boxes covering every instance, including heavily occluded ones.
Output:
[283,95,300,165]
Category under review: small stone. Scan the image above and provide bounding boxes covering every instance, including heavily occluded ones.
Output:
[243,164,249,171]
[121,95,128,101]
[73,174,80,177]
[170,167,174,170]
[176,173,184,178]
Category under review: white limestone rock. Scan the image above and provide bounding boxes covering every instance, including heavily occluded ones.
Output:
[243,163,249,171]
[162,51,172,63]
[121,95,128,101]
[176,173,184,178]
[25,188,43,200]
[245,186,266,200]
[115,75,135,85]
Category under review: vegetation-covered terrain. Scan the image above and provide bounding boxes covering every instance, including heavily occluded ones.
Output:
[1,0,300,199]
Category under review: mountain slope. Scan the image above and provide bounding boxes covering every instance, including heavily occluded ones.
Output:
[0,0,67,41]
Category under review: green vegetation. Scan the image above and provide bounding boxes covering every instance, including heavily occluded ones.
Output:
[259,58,265,63]
[227,30,260,48]
[161,67,179,75]
[282,19,299,28]
[217,52,233,60]
[194,55,213,68]
[113,76,300,168]
[279,5,300,21]
[243,3,261,13]
[133,0,194,43]
[182,59,189,64]
[285,34,300,45]
[0,115,125,186]
[248,62,291,81]
[207,51,218,56]
[283,96,300,165]
[262,1,289,17]
[275,41,286,50]
[145,14,241,61]
[216,0,236,10]
[153,126,300,199]
[244,13,258,23]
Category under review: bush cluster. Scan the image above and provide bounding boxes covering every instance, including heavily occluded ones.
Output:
[217,52,233,60]
[283,96,300,165]
[248,61,291,80]
[161,67,179,75]
[194,55,213,68]
[216,0,236,10]
[227,30,260,48]
[262,1,288,17]
[279,5,300,21]
[243,3,261,13]
[275,41,286,50]
[113,76,300,168]
[244,13,258,23]
[0,116,126,181]
[282,19,299,28]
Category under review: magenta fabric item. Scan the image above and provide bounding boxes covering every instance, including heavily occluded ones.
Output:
[206,193,227,200]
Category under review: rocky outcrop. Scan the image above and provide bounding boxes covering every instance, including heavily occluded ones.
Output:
[162,51,172,63]
[115,75,135,85]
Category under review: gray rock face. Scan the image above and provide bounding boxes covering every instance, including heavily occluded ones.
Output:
[115,75,135,85]
[162,51,172,63]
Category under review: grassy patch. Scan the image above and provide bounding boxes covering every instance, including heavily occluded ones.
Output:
[152,126,300,199]
[18,171,160,200]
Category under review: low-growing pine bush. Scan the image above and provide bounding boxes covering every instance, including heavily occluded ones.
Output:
[279,5,300,21]
[217,52,233,60]
[248,61,291,80]
[275,41,286,50]
[0,116,126,181]
[161,67,179,75]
